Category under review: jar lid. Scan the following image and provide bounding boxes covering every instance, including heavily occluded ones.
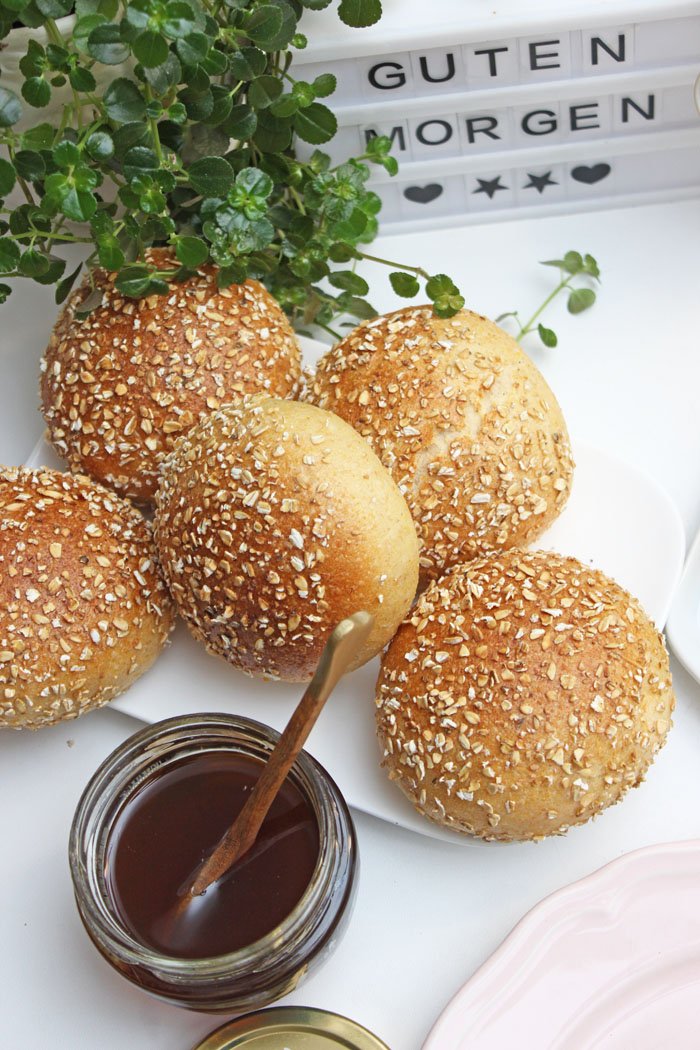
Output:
[194,1006,391,1049]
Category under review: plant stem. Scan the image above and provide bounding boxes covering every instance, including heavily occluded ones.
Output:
[356,251,430,280]
[515,275,571,340]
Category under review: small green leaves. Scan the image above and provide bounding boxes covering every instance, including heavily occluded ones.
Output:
[390,271,419,298]
[21,76,51,108]
[87,23,130,64]
[104,78,147,122]
[132,30,169,68]
[85,130,114,160]
[0,0,469,330]
[338,0,382,27]
[0,158,17,197]
[0,86,22,127]
[189,156,234,197]
[294,102,337,144]
[537,324,558,348]
[0,239,21,272]
[567,287,596,314]
[174,235,208,267]
[425,273,465,318]
[328,270,368,295]
[502,249,601,347]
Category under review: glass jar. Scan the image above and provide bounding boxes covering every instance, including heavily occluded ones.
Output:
[69,713,358,1013]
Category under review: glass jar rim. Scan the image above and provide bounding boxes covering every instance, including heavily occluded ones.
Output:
[69,712,353,981]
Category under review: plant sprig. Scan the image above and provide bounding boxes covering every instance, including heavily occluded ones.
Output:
[0,0,464,327]
[497,251,601,348]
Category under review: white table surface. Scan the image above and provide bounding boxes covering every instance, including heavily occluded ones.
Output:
[2,197,700,1050]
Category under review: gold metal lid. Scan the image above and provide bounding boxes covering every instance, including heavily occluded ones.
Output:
[194,1006,391,1050]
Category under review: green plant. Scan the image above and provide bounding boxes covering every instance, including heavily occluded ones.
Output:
[0,0,464,332]
[498,251,601,348]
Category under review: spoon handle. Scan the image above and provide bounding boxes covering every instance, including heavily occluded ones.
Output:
[189,611,374,896]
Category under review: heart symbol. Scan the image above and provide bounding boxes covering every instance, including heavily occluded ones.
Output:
[403,183,443,204]
[571,163,611,185]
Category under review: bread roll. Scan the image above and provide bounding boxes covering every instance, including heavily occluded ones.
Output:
[0,467,175,729]
[41,248,302,504]
[306,307,574,585]
[376,549,674,841]
[155,398,419,682]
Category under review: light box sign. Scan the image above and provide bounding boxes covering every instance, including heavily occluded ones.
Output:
[297,10,700,228]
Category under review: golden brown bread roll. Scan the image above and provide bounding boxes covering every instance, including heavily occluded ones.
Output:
[154,397,420,682]
[305,307,574,586]
[0,467,175,729]
[376,549,674,841]
[41,248,302,504]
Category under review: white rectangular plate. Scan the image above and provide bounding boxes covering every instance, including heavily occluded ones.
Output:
[25,428,684,846]
[667,526,700,685]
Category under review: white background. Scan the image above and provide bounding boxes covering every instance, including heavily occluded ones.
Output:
[2,197,700,1049]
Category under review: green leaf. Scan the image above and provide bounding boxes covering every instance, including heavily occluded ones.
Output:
[328,269,368,295]
[188,155,234,196]
[96,235,124,269]
[0,239,20,272]
[176,31,209,65]
[55,261,83,304]
[228,46,266,80]
[20,122,53,149]
[44,170,97,220]
[235,166,273,198]
[425,273,459,299]
[87,23,131,64]
[113,121,149,151]
[245,4,283,45]
[338,294,376,319]
[338,0,382,27]
[584,253,601,280]
[328,242,357,263]
[115,264,153,296]
[162,0,203,38]
[19,39,45,77]
[104,79,147,123]
[69,66,97,91]
[270,93,298,118]
[253,110,292,153]
[18,248,50,277]
[390,271,419,298]
[21,76,50,108]
[133,30,169,68]
[0,284,11,304]
[73,13,107,52]
[224,103,257,140]
[562,250,583,274]
[122,146,159,179]
[85,130,114,160]
[13,149,44,182]
[248,75,283,110]
[312,73,336,98]
[537,323,558,347]
[35,0,72,16]
[142,51,182,93]
[294,102,337,144]
[567,287,596,314]
[53,140,81,168]
[0,158,16,196]
[175,235,209,267]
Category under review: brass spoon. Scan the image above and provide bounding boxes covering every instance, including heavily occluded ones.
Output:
[186,611,374,900]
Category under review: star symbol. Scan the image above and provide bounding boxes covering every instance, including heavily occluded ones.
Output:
[473,176,508,199]
[523,171,558,194]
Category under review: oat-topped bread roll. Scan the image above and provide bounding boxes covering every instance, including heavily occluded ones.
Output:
[306,307,574,585]
[155,398,419,682]
[41,248,302,504]
[0,467,175,729]
[376,549,674,841]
